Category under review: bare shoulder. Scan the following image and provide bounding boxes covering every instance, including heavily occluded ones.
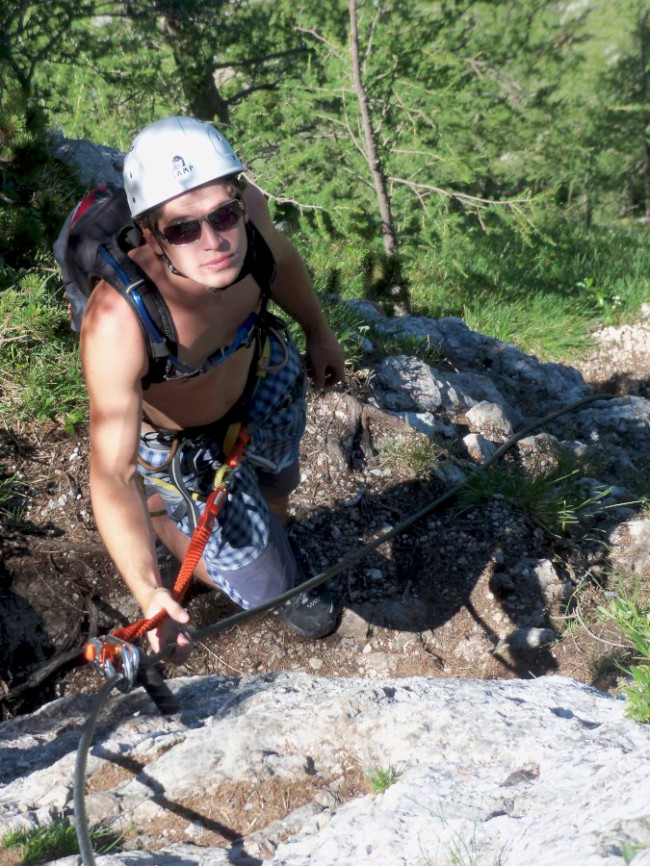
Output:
[80,279,148,386]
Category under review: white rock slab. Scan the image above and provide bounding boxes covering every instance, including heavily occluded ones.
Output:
[0,673,648,865]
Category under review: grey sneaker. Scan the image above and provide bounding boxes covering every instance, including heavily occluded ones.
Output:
[280,583,339,639]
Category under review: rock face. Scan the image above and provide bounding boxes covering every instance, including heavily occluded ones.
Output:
[50,131,124,188]
[1,673,649,865]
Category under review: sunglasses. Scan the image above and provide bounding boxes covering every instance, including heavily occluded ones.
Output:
[158,198,245,246]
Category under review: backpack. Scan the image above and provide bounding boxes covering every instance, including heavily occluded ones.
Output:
[53,183,276,386]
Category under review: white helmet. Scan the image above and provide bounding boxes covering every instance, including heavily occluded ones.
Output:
[123,116,245,217]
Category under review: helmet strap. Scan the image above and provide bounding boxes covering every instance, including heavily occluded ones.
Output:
[160,252,184,277]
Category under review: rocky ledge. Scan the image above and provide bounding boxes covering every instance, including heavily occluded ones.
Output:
[1,673,649,865]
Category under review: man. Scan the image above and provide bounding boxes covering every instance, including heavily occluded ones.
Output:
[81,116,346,662]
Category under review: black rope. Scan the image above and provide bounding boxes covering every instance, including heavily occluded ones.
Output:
[73,391,614,862]
[73,677,119,866]
[186,392,615,645]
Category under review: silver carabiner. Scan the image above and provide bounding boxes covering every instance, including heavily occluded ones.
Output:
[85,636,141,693]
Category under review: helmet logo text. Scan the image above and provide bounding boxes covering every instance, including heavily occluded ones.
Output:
[171,155,193,178]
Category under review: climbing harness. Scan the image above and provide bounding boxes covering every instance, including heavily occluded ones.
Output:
[81,314,291,691]
[137,329,275,532]
[73,391,616,864]
[83,424,251,694]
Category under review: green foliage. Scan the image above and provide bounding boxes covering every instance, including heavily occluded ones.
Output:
[0,468,26,522]
[0,94,76,271]
[233,0,589,250]
[369,328,445,367]
[378,434,442,476]
[2,816,122,865]
[368,763,401,795]
[580,0,650,221]
[0,270,85,426]
[458,458,625,540]
[42,13,181,150]
[1,0,97,99]
[623,833,650,864]
[598,583,650,723]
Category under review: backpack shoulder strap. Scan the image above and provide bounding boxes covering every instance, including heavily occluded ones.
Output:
[93,240,178,363]
[57,183,180,373]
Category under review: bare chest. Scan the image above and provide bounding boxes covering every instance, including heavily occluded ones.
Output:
[130,247,263,428]
[169,288,259,368]
[142,342,256,430]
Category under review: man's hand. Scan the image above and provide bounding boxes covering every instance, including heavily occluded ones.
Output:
[143,586,193,664]
[305,326,346,390]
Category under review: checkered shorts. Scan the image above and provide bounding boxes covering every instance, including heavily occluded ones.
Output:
[137,327,306,608]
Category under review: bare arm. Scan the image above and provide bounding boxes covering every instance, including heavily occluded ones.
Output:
[81,284,189,656]
[243,184,346,388]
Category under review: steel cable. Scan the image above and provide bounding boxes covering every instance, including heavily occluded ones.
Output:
[74,391,614,862]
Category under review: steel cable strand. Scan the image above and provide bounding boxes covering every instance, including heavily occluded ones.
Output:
[74,676,120,866]
[74,391,613,862]
[187,391,614,645]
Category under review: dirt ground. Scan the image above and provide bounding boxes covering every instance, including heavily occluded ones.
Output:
[1,316,649,720]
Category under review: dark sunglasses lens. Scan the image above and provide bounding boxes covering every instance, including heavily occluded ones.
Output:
[206,201,243,232]
[163,220,201,245]
[161,201,242,245]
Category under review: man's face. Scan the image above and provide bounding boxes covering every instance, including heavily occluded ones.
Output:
[150,181,247,291]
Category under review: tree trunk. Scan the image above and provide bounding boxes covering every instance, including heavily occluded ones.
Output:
[348,0,409,314]
[644,141,650,220]
[161,13,230,125]
[171,52,230,125]
[637,7,650,218]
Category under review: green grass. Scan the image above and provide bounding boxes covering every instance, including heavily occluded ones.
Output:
[456,458,623,540]
[598,578,650,723]
[368,764,401,795]
[0,468,27,523]
[0,268,86,429]
[368,326,446,366]
[2,817,122,865]
[402,215,650,362]
[623,833,650,864]
[378,433,443,476]
[462,290,598,361]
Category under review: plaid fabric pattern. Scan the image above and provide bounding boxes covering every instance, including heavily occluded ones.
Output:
[137,329,306,608]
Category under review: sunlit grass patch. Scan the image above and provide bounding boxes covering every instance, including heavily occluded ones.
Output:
[2,817,122,865]
[597,576,650,723]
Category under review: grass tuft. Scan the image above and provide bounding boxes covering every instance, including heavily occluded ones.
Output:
[368,764,401,795]
[456,457,633,540]
[598,580,650,723]
[2,816,122,865]
[378,433,442,475]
